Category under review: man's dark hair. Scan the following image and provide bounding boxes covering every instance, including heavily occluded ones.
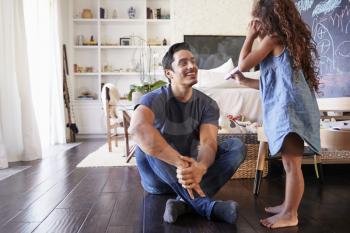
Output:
[162,42,192,71]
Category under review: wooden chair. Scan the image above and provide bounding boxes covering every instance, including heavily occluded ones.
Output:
[121,109,136,163]
[253,97,350,196]
[101,83,135,162]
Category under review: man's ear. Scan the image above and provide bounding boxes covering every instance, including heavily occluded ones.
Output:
[164,69,173,79]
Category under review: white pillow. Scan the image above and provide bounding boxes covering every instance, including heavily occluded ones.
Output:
[101,83,121,118]
[197,58,234,88]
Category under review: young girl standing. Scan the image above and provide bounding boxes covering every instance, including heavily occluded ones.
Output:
[230,0,321,229]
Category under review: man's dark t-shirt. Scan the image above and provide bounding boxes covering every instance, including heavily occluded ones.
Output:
[137,85,219,157]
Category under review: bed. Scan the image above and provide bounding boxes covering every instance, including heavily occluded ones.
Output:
[200,87,262,123]
[193,58,263,134]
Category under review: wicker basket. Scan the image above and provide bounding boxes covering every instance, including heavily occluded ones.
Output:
[217,133,268,179]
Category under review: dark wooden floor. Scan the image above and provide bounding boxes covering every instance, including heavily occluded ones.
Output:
[0,140,349,233]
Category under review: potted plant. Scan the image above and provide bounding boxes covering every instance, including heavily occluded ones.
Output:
[127,80,167,102]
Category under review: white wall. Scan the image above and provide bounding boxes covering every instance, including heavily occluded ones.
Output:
[172,0,255,43]
[60,0,70,45]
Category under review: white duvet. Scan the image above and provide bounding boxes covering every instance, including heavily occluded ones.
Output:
[197,87,263,124]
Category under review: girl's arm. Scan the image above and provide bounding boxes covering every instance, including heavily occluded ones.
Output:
[238,20,279,72]
[234,72,260,90]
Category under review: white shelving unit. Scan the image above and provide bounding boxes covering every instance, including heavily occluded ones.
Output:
[69,0,172,134]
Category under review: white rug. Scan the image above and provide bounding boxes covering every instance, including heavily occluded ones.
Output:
[77,142,136,168]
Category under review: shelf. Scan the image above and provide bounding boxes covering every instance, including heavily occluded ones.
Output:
[73,19,98,24]
[74,73,99,76]
[74,99,100,104]
[100,45,168,49]
[74,46,98,49]
[146,19,171,23]
[100,45,143,49]
[73,72,163,76]
[100,19,145,24]
[101,72,140,76]
[149,45,169,49]
[71,0,171,134]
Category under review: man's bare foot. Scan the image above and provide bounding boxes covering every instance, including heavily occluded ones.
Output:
[264,203,284,214]
[260,212,298,229]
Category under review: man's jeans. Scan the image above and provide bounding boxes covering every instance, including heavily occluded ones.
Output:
[135,138,246,219]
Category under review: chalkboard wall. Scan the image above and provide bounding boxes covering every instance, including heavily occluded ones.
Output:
[296,0,350,97]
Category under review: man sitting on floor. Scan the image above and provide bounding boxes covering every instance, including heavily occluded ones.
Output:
[130,42,246,224]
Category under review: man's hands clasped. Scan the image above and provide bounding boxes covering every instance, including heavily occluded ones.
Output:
[176,156,207,199]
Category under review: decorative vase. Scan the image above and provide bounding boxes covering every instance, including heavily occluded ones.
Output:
[112,9,118,19]
[128,6,136,19]
[82,9,93,19]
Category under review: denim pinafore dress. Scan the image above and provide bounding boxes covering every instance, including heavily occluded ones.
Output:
[259,49,320,156]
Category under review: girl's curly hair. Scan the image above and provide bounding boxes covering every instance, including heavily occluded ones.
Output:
[252,0,320,93]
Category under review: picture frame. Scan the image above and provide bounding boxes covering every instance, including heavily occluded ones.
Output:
[120,37,131,46]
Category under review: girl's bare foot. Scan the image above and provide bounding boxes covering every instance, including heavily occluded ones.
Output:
[264,203,284,214]
[260,212,298,229]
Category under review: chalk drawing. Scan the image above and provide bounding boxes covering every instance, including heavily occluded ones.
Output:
[328,5,350,32]
[296,0,315,12]
[312,0,342,17]
[314,23,335,73]
[336,41,350,57]
[296,0,350,96]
